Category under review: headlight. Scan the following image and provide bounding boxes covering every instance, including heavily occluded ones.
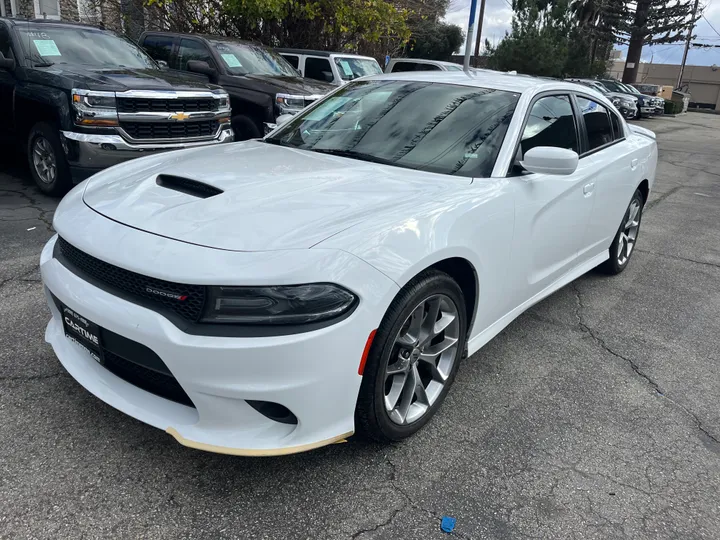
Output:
[216,95,230,110]
[201,284,357,325]
[72,89,118,126]
[275,93,307,116]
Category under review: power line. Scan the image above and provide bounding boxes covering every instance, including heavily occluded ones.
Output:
[702,14,720,37]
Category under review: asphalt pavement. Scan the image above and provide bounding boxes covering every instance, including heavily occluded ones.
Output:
[1,113,719,539]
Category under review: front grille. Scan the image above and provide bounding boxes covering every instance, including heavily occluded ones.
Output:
[103,350,194,407]
[120,120,219,140]
[117,97,217,113]
[56,237,206,323]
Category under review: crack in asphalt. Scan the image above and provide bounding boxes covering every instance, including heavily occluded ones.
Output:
[0,189,54,232]
[571,282,720,447]
[644,186,682,212]
[636,249,720,271]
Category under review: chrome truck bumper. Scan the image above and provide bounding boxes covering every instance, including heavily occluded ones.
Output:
[60,125,234,179]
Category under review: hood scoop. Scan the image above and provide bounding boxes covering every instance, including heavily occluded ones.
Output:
[156,175,223,199]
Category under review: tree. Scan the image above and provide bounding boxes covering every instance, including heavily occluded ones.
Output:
[619,0,701,83]
[405,19,464,60]
[485,1,571,77]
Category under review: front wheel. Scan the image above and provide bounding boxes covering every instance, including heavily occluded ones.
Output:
[600,189,644,275]
[27,122,72,197]
[355,270,468,442]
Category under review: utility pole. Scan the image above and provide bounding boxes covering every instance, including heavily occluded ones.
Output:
[473,0,487,61]
[463,0,479,72]
[677,0,701,89]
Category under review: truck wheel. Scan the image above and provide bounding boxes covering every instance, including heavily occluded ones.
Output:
[231,115,261,141]
[27,122,72,197]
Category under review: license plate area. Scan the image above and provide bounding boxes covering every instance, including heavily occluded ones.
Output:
[61,304,104,364]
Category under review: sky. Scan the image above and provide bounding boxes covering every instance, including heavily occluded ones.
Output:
[443,0,720,67]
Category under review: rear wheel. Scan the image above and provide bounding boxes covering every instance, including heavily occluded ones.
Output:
[600,189,644,275]
[355,270,467,442]
[27,122,72,197]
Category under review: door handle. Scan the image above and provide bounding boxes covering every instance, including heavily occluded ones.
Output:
[583,182,594,195]
[631,158,638,170]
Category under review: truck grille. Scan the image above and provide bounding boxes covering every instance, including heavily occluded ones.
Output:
[56,237,206,322]
[117,97,217,113]
[120,120,219,140]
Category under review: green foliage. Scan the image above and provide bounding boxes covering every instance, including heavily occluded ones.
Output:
[405,19,464,60]
[485,0,616,77]
[144,0,411,54]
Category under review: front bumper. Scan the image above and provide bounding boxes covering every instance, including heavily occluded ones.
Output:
[40,209,398,455]
[60,125,234,176]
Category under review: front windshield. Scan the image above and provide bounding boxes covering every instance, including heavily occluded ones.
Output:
[267,80,519,178]
[623,83,641,94]
[334,57,383,81]
[15,25,156,68]
[212,41,297,76]
[600,80,628,93]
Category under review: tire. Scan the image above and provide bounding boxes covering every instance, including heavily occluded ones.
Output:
[355,269,468,442]
[231,115,262,141]
[600,188,644,275]
[27,122,72,197]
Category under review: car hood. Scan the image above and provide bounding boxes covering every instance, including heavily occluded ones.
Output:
[82,141,463,252]
[244,74,334,95]
[32,65,218,92]
[609,92,637,103]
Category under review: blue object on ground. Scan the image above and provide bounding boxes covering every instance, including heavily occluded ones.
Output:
[441,516,456,533]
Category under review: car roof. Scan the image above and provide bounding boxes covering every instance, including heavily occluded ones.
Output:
[3,17,106,31]
[370,70,599,95]
[142,30,257,46]
[389,58,459,67]
[276,48,376,60]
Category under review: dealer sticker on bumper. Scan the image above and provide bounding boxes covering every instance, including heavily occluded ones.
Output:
[62,305,103,364]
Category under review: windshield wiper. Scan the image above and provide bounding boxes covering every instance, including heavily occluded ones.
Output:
[310,148,398,166]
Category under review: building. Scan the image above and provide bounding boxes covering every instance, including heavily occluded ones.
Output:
[609,60,720,110]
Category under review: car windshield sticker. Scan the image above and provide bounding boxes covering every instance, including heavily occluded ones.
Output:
[221,53,242,68]
[339,60,354,77]
[33,40,61,57]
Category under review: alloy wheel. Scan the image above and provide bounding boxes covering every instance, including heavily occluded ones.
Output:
[617,199,641,265]
[32,136,57,185]
[383,294,460,425]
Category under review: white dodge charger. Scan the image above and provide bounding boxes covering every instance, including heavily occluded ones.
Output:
[41,72,657,456]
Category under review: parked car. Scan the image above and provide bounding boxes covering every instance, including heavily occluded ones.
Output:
[0,18,232,196]
[595,78,657,118]
[385,58,464,73]
[41,72,657,455]
[626,83,665,115]
[568,78,638,119]
[277,49,383,86]
[140,32,334,139]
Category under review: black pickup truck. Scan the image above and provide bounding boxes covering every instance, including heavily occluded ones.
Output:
[0,18,233,196]
[139,32,334,139]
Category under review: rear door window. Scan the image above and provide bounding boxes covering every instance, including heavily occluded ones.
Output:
[143,34,174,64]
[610,111,623,139]
[304,57,332,82]
[576,97,614,152]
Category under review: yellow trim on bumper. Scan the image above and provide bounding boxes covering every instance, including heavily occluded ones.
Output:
[166,427,354,457]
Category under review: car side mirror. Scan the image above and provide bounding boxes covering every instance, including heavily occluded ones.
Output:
[187,60,217,78]
[0,52,15,71]
[323,72,334,83]
[520,146,579,176]
[157,60,169,70]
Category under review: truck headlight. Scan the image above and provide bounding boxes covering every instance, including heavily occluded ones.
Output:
[275,93,307,116]
[72,89,118,126]
[201,284,357,325]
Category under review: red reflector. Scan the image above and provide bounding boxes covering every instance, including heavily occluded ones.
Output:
[358,329,377,376]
